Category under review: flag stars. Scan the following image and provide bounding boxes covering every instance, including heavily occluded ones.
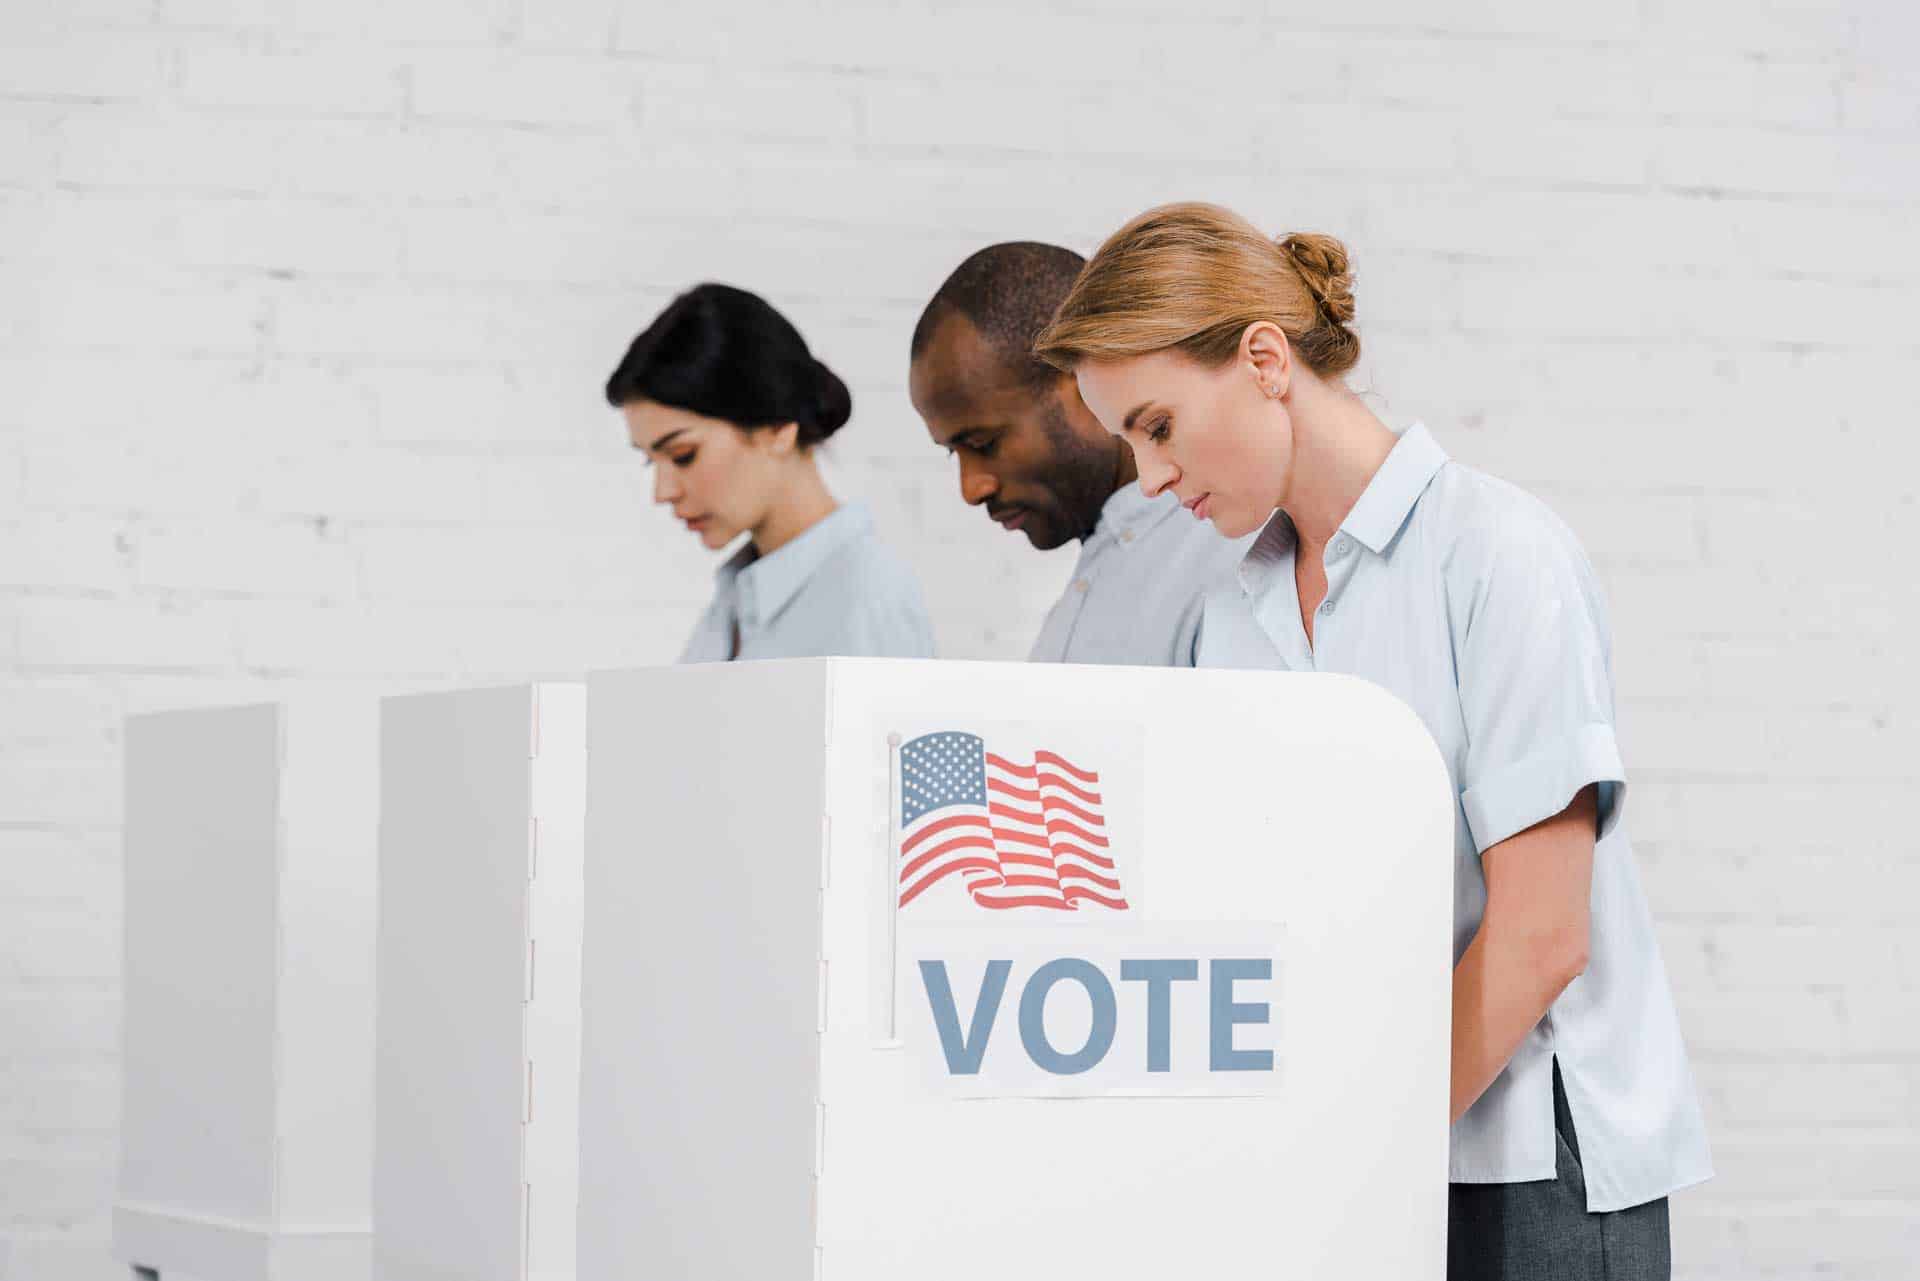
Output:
[900,730,990,824]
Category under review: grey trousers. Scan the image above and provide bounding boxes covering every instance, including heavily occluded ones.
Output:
[1448,1062,1672,1281]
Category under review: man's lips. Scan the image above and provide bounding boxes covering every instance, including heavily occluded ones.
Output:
[989,507,1028,532]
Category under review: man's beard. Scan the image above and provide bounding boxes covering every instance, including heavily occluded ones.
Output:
[1031,393,1123,547]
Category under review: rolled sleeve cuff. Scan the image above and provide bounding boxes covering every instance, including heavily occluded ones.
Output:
[1462,722,1626,853]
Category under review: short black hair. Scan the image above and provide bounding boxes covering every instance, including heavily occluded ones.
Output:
[910,242,1087,388]
[605,283,851,446]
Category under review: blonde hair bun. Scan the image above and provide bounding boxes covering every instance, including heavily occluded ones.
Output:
[1278,233,1356,327]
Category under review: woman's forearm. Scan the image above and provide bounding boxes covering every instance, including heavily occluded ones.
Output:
[1449,786,1598,1123]
[1449,916,1586,1122]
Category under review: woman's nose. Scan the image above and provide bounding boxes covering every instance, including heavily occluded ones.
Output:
[652,466,680,505]
[1135,448,1179,499]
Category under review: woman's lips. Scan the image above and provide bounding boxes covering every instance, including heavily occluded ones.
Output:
[1184,493,1213,521]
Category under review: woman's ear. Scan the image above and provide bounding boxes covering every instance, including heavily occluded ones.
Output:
[754,420,803,457]
[1240,321,1293,400]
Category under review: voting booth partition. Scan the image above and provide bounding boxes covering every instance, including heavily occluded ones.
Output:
[111,660,1453,1281]
[115,698,378,1281]
[112,683,584,1281]
[373,684,585,1281]
[579,658,1456,1280]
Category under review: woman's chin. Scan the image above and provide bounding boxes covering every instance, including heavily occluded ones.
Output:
[1210,504,1262,540]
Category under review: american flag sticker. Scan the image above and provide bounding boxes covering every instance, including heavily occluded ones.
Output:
[894,727,1141,916]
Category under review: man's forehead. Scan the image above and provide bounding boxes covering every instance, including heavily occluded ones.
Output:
[912,311,1047,418]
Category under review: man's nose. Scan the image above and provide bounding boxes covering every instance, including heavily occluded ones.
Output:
[958,455,997,507]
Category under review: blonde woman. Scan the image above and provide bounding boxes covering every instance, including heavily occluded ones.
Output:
[1035,203,1710,1281]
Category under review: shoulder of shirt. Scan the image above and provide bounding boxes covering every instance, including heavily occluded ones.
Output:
[823,523,929,602]
[1414,459,1594,579]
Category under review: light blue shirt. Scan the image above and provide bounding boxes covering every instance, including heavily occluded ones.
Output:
[680,502,935,663]
[1029,485,1252,666]
[1198,424,1712,1212]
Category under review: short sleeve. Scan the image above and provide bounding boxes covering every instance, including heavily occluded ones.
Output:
[1453,502,1627,853]
[840,555,936,660]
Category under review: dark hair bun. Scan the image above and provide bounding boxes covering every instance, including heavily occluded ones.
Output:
[806,359,852,444]
[604,283,853,447]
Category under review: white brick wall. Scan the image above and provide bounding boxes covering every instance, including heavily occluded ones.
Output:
[2,2,1915,1276]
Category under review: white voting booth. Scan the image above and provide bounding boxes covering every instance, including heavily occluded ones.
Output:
[114,660,1453,1280]
[373,685,585,1281]
[115,699,378,1281]
[114,685,584,1281]
[580,658,1456,1280]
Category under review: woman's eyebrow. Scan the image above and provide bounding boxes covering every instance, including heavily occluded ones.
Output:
[645,427,689,453]
[1122,402,1156,432]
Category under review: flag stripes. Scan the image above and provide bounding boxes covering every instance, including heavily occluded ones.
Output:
[897,731,1129,913]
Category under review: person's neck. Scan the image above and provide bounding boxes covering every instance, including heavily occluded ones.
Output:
[750,462,839,557]
[1279,387,1398,552]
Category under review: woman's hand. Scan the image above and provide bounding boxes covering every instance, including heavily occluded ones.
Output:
[1449,784,1598,1123]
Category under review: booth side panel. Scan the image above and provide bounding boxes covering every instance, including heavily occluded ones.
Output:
[273,695,380,1240]
[116,705,282,1243]
[580,663,828,1281]
[524,684,585,1281]
[374,687,536,1281]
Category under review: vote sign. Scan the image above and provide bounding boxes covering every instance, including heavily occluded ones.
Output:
[892,723,1282,1096]
[907,927,1284,1096]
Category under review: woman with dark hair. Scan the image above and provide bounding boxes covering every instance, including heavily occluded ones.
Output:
[607,283,935,662]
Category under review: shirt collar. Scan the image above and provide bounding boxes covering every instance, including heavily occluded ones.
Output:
[1339,422,1448,554]
[718,501,873,627]
[1236,423,1448,596]
[1237,510,1296,598]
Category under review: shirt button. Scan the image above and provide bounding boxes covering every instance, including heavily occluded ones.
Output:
[1075,578,1091,593]
[1320,600,1334,615]
[1332,535,1349,558]
[1120,529,1135,544]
